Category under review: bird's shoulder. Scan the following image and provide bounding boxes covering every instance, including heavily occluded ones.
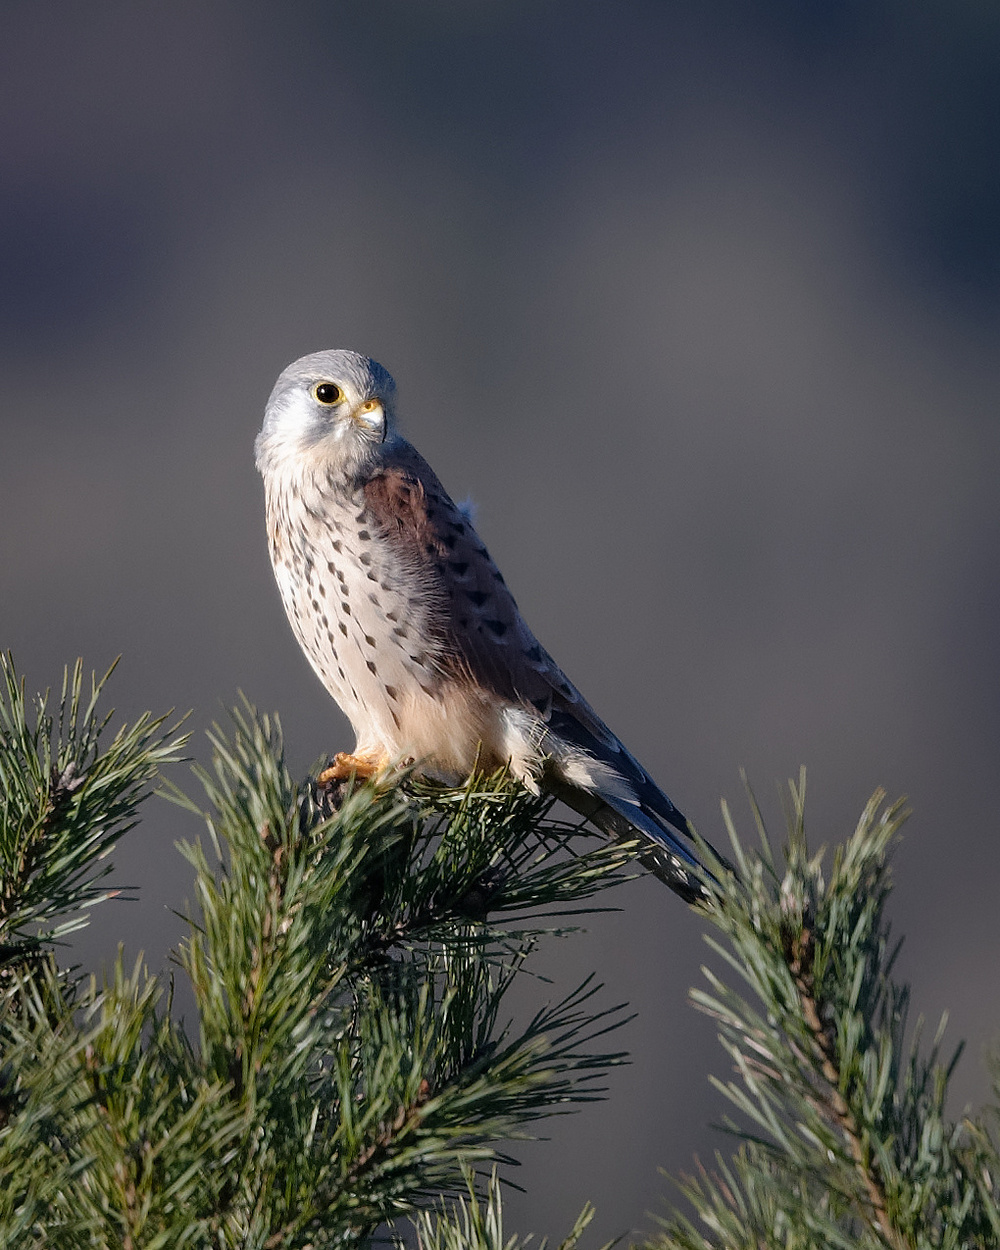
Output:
[360,443,511,622]
[360,443,460,559]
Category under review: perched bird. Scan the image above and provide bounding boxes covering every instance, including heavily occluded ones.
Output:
[256,349,716,901]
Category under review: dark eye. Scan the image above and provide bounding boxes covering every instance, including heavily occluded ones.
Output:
[313,382,345,405]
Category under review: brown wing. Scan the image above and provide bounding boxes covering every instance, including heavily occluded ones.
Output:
[361,442,618,747]
[361,442,713,897]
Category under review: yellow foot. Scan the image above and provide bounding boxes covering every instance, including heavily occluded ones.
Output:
[317,752,385,785]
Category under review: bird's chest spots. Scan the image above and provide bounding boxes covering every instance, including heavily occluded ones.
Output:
[270,484,443,719]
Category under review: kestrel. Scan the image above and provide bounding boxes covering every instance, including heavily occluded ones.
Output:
[256,349,715,901]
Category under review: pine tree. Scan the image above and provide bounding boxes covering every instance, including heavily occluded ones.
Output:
[644,773,1000,1250]
[414,776,1000,1250]
[3,655,1000,1249]
[0,655,630,1247]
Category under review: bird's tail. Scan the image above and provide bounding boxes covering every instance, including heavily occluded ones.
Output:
[545,775,721,903]
[539,704,727,901]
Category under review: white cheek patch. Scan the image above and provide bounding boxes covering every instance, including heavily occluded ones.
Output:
[270,393,327,449]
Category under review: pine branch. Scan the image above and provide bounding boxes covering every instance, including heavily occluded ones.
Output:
[648,771,1000,1250]
[1,665,634,1247]
[411,1165,608,1250]
[783,915,900,1249]
[168,703,633,1243]
[0,653,187,961]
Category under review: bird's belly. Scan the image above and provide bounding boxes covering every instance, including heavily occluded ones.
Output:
[271,532,494,780]
[268,482,542,785]
[278,570,534,784]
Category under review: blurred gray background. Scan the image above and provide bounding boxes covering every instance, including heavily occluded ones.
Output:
[2,0,999,1240]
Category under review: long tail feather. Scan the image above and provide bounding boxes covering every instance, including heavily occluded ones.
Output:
[544,775,713,903]
[542,707,724,901]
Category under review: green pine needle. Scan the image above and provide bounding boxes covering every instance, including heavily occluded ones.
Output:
[648,772,1000,1250]
[0,661,632,1248]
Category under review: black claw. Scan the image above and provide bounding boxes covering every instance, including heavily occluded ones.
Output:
[456,865,508,918]
[309,766,354,821]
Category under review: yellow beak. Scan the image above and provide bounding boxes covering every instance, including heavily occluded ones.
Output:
[352,397,385,440]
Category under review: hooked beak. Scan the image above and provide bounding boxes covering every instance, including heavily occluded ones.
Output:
[352,397,386,442]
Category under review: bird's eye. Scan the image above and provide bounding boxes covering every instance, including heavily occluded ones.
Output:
[313,382,345,405]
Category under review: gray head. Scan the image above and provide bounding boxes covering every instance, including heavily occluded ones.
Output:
[255,349,399,478]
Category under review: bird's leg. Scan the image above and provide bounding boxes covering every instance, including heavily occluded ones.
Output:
[317,751,387,784]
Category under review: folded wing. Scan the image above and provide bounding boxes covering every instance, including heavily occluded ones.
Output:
[365,442,720,901]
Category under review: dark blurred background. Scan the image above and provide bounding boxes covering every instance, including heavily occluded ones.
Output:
[2,0,999,1239]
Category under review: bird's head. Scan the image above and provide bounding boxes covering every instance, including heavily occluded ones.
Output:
[255,349,398,479]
